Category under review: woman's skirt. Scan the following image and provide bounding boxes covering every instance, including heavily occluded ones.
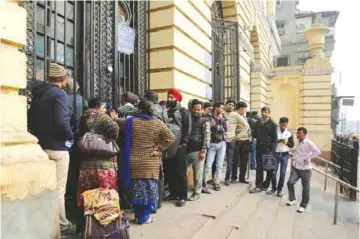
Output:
[77,157,117,207]
[131,179,159,223]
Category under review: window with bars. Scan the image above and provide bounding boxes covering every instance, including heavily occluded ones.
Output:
[34,1,76,81]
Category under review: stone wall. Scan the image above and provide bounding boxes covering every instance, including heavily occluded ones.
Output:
[0,1,59,238]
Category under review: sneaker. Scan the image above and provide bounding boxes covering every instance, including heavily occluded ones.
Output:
[231,179,237,184]
[286,200,297,206]
[266,189,276,195]
[201,188,212,194]
[297,207,305,213]
[177,199,186,207]
[225,180,231,186]
[188,193,200,201]
[277,191,284,197]
[61,223,77,236]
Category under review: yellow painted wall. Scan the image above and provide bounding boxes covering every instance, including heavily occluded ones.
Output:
[0,1,59,237]
[149,1,212,104]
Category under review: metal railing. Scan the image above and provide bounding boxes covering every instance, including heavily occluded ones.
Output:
[312,164,359,225]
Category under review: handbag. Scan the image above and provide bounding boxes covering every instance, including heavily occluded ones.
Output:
[262,152,277,171]
[83,212,130,239]
[77,115,120,157]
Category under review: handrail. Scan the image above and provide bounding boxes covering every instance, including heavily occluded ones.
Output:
[312,166,359,225]
[312,167,359,192]
[315,156,341,191]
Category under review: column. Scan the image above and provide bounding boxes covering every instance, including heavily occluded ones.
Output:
[0,1,59,238]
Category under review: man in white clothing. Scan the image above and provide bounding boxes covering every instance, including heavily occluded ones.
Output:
[287,127,321,213]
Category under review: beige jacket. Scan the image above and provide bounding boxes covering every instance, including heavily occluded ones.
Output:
[235,113,252,141]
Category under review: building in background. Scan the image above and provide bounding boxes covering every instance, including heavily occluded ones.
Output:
[274,0,338,66]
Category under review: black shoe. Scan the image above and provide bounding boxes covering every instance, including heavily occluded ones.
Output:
[239,180,250,184]
[225,180,230,186]
[152,208,158,214]
[201,188,212,194]
[177,199,186,207]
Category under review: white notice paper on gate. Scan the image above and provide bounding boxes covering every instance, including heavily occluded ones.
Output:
[117,24,136,55]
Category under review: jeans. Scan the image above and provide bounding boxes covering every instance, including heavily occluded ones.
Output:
[271,152,289,192]
[187,151,205,194]
[250,140,257,168]
[225,142,236,181]
[203,141,227,185]
[255,147,274,189]
[232,140,251,181]
[44,150,71,231]
[287,166,312,208]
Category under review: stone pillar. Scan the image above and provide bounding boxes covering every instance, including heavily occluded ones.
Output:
[301,23,333,157]
[0,1,60,238]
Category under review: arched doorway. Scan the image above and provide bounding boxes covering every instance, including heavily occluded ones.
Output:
[271,83,298,130]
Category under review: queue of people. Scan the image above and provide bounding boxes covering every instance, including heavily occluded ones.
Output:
[28,63,321,237]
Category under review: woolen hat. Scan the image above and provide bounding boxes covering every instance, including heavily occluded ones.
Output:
[168,88,182,102]
[48,63,68,78]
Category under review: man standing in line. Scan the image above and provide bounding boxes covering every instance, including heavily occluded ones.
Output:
[287,127,320,213]
[202,102,216,183]
[187,99,210,201]
[232,102,252,184]
[117,91,139,118]
[28,63,75,236]
[223,100,237,186]
[249,107,278,194]
[165,88,190,207]
[267,117,294,196]
[248,111,259,170]
[202,102,227,193]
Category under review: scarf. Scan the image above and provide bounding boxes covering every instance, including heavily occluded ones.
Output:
[123,113,157,188]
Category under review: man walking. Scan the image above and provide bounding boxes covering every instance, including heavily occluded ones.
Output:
[28,63,75,236]
[223,100,237,186]
[287,127,320,213]
[202,102,227,193]
[165,88,190,207]
[249,107,278,194]
[232,102,252,184]
[267,117,294,196]
[187,99,210,201]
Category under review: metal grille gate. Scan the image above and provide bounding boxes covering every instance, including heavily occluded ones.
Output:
[211,19,240,103]
[20,0,148,109]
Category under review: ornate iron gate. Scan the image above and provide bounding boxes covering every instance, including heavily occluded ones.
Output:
[211,2,240,103]
[20,0,148,108]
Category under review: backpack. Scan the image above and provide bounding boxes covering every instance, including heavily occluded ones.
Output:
[166,109,182,158]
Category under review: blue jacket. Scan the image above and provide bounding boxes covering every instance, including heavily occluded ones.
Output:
[28,80,73,151]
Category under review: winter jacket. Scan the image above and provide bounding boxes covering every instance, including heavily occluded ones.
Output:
[252,118,278,152]
[167,102,190,147]
[28,80,73,150]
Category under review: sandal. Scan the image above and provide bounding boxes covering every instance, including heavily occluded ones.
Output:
[249,188,262,194]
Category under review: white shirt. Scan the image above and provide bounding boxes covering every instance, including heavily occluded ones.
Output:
[276,127,292,153]
[293,138,321,170]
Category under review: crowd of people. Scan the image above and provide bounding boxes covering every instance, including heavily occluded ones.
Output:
[28,63,321,237]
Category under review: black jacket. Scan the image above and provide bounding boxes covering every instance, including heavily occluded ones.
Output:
[252,118,278,152]
[167,102,190,147]
[28,80,73,150]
